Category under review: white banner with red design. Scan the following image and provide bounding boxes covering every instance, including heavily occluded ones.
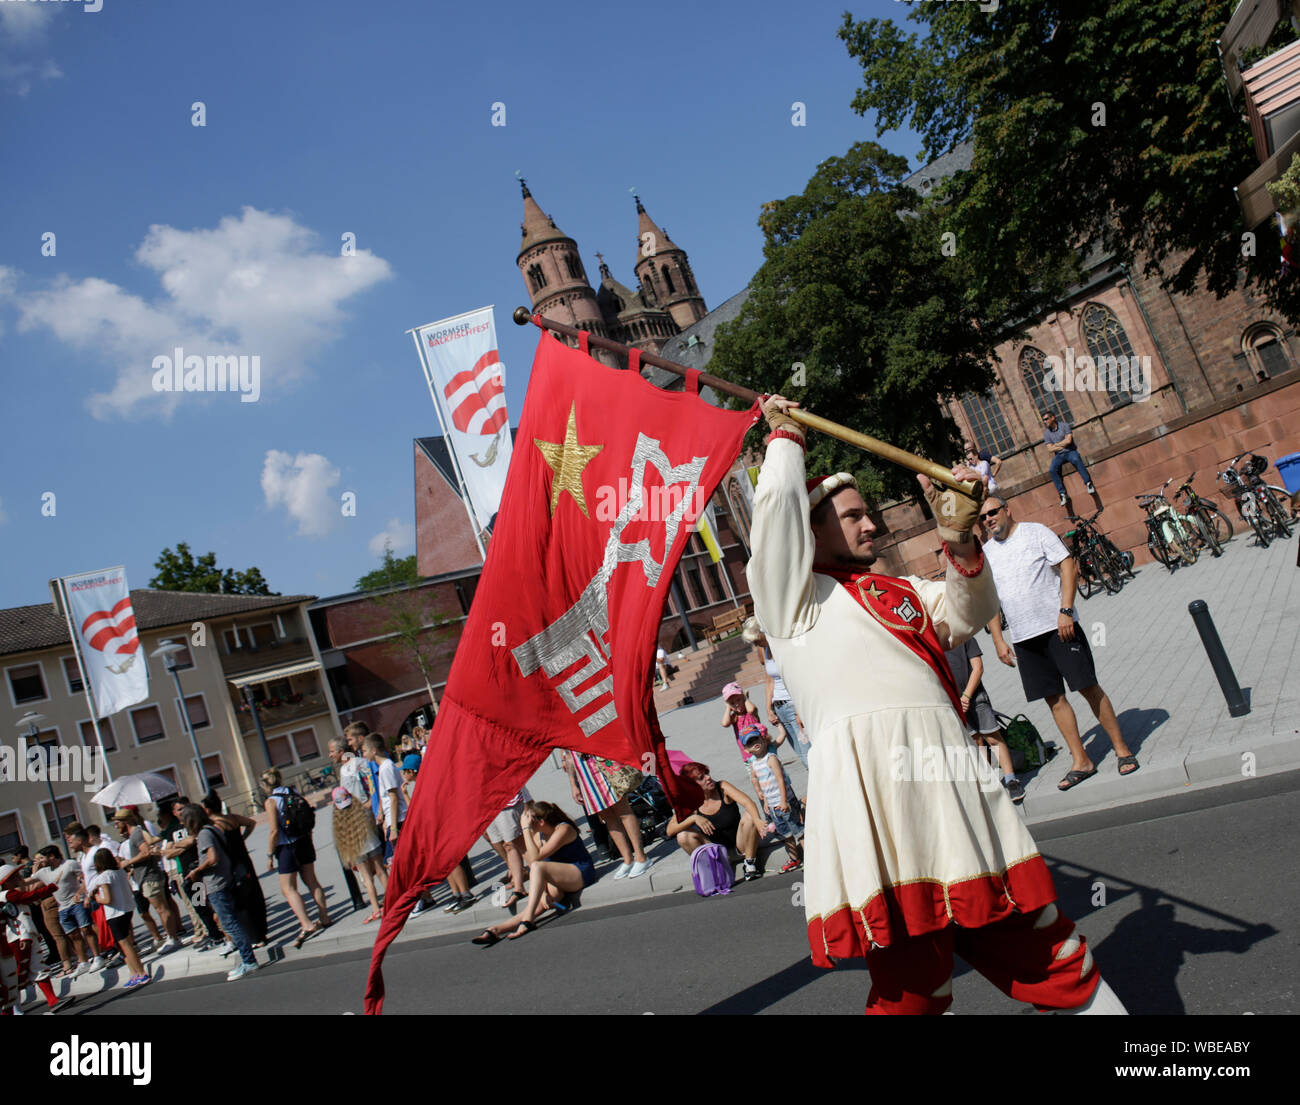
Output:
[414,306,513,532]
[60,566,148,719]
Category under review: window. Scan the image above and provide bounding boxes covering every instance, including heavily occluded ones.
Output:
[0,812,22,856]
[201,754,226,789]
[62,656,84,695]
[704,559,729,602]
[130,705,166,745]
[177,693,210,731]
[1019,347,1073,423]
[168,642,194,670]
[266,735,295,768]
[661,264,675,294]
[40,796,80,841]
[565,254,583,280]
[960,391,1015,455]
[223,623,274,653]
[7,663,48,706]
[34,728,61,767]
[1243,324,1291,380]
[1080,302,1137,408]
[152,766,179,793]
[291,727,320,761]
[528,263,548,292]
[79,717,118,754]
[685,565,707,608]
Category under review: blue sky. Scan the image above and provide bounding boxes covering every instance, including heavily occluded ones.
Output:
[0,0,919,609]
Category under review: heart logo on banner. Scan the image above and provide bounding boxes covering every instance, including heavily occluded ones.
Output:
[81,597,141,668]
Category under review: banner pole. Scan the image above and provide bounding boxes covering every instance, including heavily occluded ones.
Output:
[514,307,983,502]
[54,575,115,785]
[409,328,489,563]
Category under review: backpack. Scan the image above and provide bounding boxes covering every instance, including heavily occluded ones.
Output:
[274,786,316,837]
[996,712,1051,771]
[690,843,734,897]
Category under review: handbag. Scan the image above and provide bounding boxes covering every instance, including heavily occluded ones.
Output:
[598,759,645,801]
[995,711,1051,771]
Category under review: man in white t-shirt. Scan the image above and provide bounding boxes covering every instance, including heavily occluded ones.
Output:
[979,496,1138,791]
[363,736,407,847]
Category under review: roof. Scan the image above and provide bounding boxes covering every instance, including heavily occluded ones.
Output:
[656,287,752,387]
[901,141,974,195]
[518,181,573,256]
[0,589,315,659]
[416,429,519,493]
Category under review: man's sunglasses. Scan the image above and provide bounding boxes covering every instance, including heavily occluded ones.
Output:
[979,506,1004,520]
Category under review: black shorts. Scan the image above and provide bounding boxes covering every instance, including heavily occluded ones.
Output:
[107,912,134,944]
[1013,627,1098,701]
[275,836,316,875]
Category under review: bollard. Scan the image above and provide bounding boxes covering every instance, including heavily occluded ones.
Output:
[1188,600,1250,717]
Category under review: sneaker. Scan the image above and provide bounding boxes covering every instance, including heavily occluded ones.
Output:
[447,895,474,915]
[612,862,633,880]
[219,942,236,957]
[226,961,258,982]
[1003,776,1026,804]
[104,953,125,969]
[1059,493,1067,506]
[779,858,802,874]
[88,956,106,972]
[74,961,91,977]
[35,967,54,982]
[741,859,761,882]
[412,898,431,917]
[124,974,151,990]
[442,898,461,913]
[627,859,652,878]
[155,938,181,955]
[1085,483,1095,494]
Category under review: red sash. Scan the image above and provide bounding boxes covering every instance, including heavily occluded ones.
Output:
[813,562,970,725]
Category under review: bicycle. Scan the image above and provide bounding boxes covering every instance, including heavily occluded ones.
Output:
[1172,472,1232,557]
[1220,453,1292,547]
[1065,509,1129,597]
[1136,478,1201,571]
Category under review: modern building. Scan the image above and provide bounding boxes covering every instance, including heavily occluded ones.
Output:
[0,589,337,851]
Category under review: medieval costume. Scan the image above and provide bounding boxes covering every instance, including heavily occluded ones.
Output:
[747,426,1123,1014]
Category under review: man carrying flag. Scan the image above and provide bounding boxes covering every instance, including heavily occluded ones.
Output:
[364,328,757,1013]
[747,395,1126,1015]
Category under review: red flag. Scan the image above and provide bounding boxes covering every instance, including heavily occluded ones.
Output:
[363,329,759,1013]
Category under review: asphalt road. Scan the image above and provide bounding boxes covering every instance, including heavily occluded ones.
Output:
[71,771,1299,1016]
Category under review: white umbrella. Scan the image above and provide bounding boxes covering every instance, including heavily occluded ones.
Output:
[90,772,183,809]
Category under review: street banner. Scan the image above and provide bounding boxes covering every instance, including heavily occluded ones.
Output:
[364,330,759,1013]
[60,567,148,719]
[695,498,723,562]
[413,306,513,534]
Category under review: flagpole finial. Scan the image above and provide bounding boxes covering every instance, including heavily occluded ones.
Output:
[513,306,533,325]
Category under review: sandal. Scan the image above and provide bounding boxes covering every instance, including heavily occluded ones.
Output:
[1058,768,1097,791]
[1117,755,1140,776]
[506,920,536,940]
[503,891,526,909]
[292,928,315,949]
[471,930,502,946]
[362,910,382,925]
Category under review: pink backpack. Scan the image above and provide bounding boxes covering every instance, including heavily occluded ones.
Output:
[690,843,734,896]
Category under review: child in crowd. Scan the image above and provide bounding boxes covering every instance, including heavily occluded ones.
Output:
[943,637,1024,804]
[743,730,804,874]
[720,682,762,761]
[87,849,149,990]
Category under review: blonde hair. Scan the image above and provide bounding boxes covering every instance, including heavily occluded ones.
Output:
[741,616,764,644]
[261,767,283,788]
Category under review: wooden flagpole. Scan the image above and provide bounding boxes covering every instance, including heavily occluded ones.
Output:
[513,307,983,502]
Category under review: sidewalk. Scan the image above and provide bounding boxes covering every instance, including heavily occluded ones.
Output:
[38,532,1299,1001]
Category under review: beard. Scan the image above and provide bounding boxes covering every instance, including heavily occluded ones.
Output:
[835,547,877,567]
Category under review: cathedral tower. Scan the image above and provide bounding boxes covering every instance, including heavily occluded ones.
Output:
[631,195,707,332]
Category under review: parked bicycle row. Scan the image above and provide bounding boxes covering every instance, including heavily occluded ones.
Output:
[1064,452,1296,596]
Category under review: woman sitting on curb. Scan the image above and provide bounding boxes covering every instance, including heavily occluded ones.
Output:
[471,801,595,945]
[666,762,766,882]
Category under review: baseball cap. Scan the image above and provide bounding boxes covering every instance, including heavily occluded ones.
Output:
[401,754,422,772]
[721,682,743,701]
[331,786,352,810]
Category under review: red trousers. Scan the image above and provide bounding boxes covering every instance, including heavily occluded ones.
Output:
[863,904,1099,1015]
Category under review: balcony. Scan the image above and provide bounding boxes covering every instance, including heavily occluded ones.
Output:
[219,635,315,678]
[234,688,331,737]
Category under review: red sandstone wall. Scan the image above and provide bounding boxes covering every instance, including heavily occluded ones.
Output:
[415,447,485,578]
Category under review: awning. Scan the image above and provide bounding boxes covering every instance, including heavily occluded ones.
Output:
[228,659,322,689]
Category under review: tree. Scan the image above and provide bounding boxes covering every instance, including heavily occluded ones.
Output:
[838,2,1300,323]
[150,543,276,595]
[355,546,419,592]
[359,540,449,717]
[711,142,1041,502]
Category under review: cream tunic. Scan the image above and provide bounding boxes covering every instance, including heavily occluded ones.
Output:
[748,438,1055,964]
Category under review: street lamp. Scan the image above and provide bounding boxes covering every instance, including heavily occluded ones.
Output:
[15,711,60,838]
[151,639,207,797]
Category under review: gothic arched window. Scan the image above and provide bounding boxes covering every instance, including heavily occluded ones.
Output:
[565,254,583,280]
[660,264,676,294]
[1020,347,1073,423]
[1081,302,1136,408]
[960,390,1015,455]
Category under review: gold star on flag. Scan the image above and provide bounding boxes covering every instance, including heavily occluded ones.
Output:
[534,404,603,517]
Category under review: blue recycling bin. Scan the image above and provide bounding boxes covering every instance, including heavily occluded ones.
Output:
[1275,452,1300,495]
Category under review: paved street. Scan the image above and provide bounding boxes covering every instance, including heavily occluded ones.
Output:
[65,770,1299,1015]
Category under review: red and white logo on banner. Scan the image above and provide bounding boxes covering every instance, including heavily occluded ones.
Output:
[443,350,507,436]
[61,567,149,719]
[81,597,141,673]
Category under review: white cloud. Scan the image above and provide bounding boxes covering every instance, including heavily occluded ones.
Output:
[261,450,342,539]
[0,3,63,96]
[368,517,415,558]
[3,207,392,418]
[0,3,58,43]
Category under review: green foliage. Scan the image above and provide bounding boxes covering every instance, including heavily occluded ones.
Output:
[150,543,276,595]
[355,544,419,592]
[712,142,1031,502]
[839,1,1300,322]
